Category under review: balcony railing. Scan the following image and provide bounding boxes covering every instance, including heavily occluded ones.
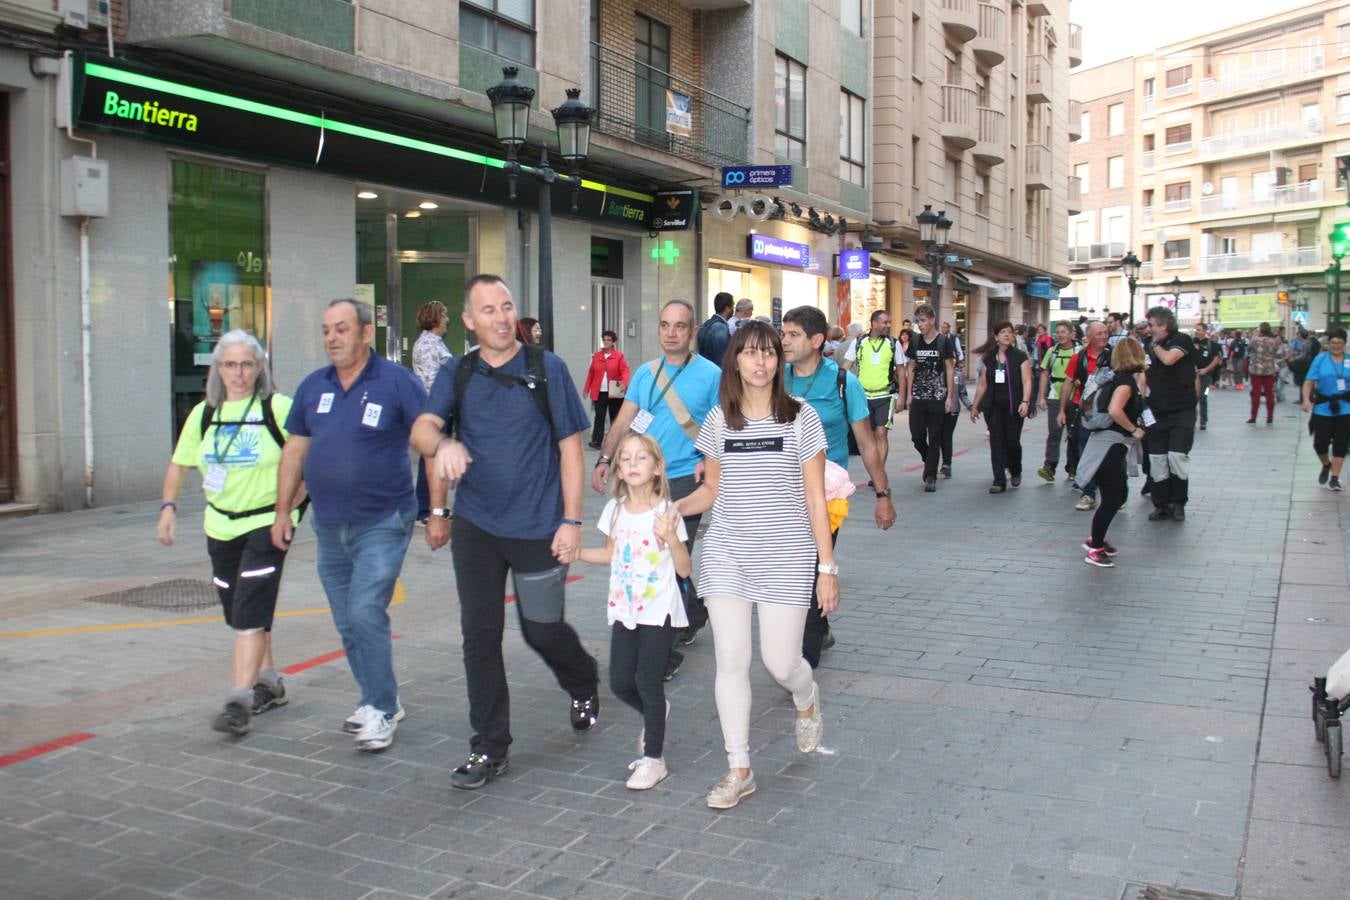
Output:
[1164,79,1192,98]
[940,0,978,43]
[1068,242,1126,263]
[1140,261,1155,279]
[1142,150,1155,169]
[1199,246,1322,274]
[1164,139,1192,155]
[1142,206,1154,226]
[1198,179,1322,215]
[1199,119,1324,157]
[973,2,1006,67]
[1068,23,1083,67]
[1143,94,1155,114]
[1199,53,1325,99]
[1067,175,1082,213]
[940,83,978,148]
[1026,53,1051,104]
[1163,197,1192,213]
[1025,142,1050,189]
[590,41,750,167]
[1067,98,1083,140]
[974,106,1006,164]
[1162,256,1192,269]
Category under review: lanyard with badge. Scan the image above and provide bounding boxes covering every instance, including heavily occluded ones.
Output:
[204,394,256,493]
[634,353,691,433]
[786,361,825,401]
[867,338,888,366]
[994,355,1007,384]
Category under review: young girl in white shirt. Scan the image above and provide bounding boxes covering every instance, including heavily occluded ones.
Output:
[580,432,690,790]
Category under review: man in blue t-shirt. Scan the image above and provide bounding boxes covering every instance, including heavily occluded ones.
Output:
[781,306,896,667]
[592,299,722,664]
[412,275,598,791]
[273,298,426,753]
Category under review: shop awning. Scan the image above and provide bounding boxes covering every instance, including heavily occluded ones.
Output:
[871,253,930,278]
[955,271,1001,291]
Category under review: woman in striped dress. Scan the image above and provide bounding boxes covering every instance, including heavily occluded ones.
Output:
[676,321,838,810]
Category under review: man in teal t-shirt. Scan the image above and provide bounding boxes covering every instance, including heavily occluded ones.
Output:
[781,305,896,668]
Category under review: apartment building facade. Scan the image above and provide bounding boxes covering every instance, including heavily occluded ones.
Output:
[0,0,886,510]
[1130,0,1350,332]
[871,0,1077,360]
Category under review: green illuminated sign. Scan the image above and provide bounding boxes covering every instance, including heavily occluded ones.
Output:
[651,240,681,265]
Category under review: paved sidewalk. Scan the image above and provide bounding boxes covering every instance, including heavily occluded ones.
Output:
[0,389,1346,899]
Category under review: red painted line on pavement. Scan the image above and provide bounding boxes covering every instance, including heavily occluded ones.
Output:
[505,575,585,604]
[281,648,346,675]
[902,448,969,473]
[0,732,95,768]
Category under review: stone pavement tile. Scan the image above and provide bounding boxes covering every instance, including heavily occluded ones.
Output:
[1249,760,1350,827]
[1084,698,1259,740]
[1257,713,1331,766]
[507,869,632,899]
[331,832,444,868]
[258,867,373,900]
[179,845,291,886]
[340,858,461,897]
[492,843,609,879]
[1273,621,1350,653]
[1240,817,1350,900]
[177,876,295,900]
[0,850,119,900]
[96,856,200,894]
[403,822,527,858]
[686,882,784,900]
[929,681,1100,721]
[418,849,534,888]
[255,837,366,875]
[254,812,368,847]
[658,848,775,888]
[26,810,128,846]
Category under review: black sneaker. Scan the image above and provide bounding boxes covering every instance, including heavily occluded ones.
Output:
[1147,507,1172,521]
[1172,506,1186,522]
[1320,463,1332,485]
[821,630,836,651]
[251,680,288,716]
[939,464,952,478]
[675,626,699,647]
[662,656,682,683]
[1331,477,1343,492]
[1010,474,1022,488]
[570,693,599,731]
[211,701,252,736]
[923,478,937,493]
[450,751,508,790]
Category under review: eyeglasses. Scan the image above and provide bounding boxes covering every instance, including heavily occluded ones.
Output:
[219,360,258,372]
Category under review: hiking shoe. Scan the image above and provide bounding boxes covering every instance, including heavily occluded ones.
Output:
[1081,539,1118,557]
[354,712,396,752]
[989,483,1006,494]
[211,701,253,736]
[451,751,508,790]
[1010,474,1022,488]
[675,626,699,647]
[251,680,287,716]
[1147,507,1173,521]
[570,693,599,732]
[795,685,823,753]
[1037,466,1054,482]
[821,629,836,651]
[1330,477,1343,492]
[1320,463,1332,485]
[1172,506,1186,522]
[923,478,937,493]
[1083,548,1115,568]
[1065,470,1076,481]
[1074,494,1096,511]
[344,700,406,734]
[626,757,669,791]
[939,464,952,478]
[706,771,756,810]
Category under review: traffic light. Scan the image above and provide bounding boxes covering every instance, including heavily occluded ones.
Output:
[1331,223,1350,261]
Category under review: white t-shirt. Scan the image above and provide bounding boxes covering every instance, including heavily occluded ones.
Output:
[597,498,689,630]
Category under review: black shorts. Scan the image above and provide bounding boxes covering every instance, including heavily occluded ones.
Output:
[1144,409,1196,456]
[867,396,894,430]
[1313,414,1350,458]
[206,525,288,631]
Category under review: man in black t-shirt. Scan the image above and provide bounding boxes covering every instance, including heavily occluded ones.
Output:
[905,303,956,492]
[1144,306,1197,521]
[1190,325,1222,430]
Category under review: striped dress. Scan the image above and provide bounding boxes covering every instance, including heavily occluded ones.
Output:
[694,403,829,607]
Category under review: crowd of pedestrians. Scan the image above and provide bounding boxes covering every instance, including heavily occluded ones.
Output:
[157,283,1344,808]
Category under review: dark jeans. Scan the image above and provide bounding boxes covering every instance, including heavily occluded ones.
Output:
[940,409,958,466]
[1090,443,1128,547]
[610,620,678,757]
[802,529,841,668]
[987,405,1024,486]
[1044,401,1078,474]
[666,473,707,670]
[450,515,599,759]
[415,456,430,520]
[909,399,946,481]
[1197,375,1213,425]
[590,396,624,446]
[1145,408,1196,510]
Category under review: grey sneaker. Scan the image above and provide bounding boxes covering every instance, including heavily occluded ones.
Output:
[450,751,509,790]
[211,701,252,736]
[1074,494,1096,511]
[251,680,287,715]
[706,771,756,810]
[795,685,823,753]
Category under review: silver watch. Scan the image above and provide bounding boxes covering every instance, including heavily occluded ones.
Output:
[817,562,839,576]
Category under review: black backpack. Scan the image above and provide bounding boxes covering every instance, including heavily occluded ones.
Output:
[451,343,555,442]
[199,393,309,520]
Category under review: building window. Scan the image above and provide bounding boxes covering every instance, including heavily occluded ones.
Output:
[944,156,961,205]
[911,14,923,79]
[841,0,862,35]
[1107,156,1124,189]
[1164,64,1192,95]
[1164,123,1191,151]
[839,91,865,186]
[1164,239,1191,260]
[1340,23,1350,57]
[1164,181,1191,202]
[1074,162,1089,193]
[634,13,672,138]
[774,53,806,163]
[1108,102,1124,135]
[460,1,535,66]
[1143,77,1155,99]
[975,173,990,214]
[1078,109,1090,142]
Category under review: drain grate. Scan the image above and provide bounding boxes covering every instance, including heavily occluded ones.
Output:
[83,579,219,612]
[1121,885,1233,900]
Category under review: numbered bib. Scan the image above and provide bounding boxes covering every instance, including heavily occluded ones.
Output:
[203,463,228,493]
[362,403,383,428]
[317,392,334,414]
[631,409,655,434]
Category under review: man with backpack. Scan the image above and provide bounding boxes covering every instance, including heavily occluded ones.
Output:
[1143,305,1198,522]
[846,309,907,476]
[696,292,734,369]
[1036,321,1080,481]
[781,305,896,666]
[412,275,599,790]
[1057,322,1112,511]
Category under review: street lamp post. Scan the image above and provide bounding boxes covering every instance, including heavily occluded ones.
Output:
[486,67,592,351]
[1121,250,1141,327]
[1325,263,1340,331]
[916,205,953,320]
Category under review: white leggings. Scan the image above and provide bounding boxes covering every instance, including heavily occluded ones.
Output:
[705,594,817,770]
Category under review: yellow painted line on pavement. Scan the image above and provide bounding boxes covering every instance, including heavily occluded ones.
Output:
[0,579,407,639]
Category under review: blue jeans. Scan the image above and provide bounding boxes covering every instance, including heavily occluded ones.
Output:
[312,505,415,716]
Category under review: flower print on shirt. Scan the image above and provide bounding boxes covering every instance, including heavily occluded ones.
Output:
[598,499,689,630]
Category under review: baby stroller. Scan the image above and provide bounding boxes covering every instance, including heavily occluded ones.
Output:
[1310,648,1350,778]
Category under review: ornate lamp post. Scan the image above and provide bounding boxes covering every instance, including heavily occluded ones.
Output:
[916,205,953,320]
[1121,250,1141,327]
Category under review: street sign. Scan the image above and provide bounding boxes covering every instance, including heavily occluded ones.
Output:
[1058,297,1079,311]
[746,234,810,267]
[836,249,870,279]
[1292,310,1309,325]
[721,165,794,189]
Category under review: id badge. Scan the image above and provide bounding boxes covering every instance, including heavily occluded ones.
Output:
[317,392,334,414]
[1141,408,1157,428]
[994,368,1006,384]
[871,351,882,365]
[631,409,655,434]
[1338,379,1347,392]
[203,464,227,493]
[361,403,383,428]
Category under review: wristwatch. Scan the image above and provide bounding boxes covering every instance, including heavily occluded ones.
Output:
[595,455,611,468]
[430,507,451,519]
[561,517,584,527]
[817,562,840,576]
[875,488,891,499]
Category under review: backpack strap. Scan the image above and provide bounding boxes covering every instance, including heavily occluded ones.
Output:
[837,365,848,404]
[452,344,555,441]
[199,395,285,450]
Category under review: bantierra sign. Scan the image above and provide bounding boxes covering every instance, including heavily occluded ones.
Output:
[103,91,199,131]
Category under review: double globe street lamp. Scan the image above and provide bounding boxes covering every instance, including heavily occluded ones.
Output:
[486,66,593,351]
[915,205,953,320]
[1121,250,1141,328]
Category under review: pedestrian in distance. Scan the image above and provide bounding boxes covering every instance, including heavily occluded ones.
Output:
[905,303,957,492]
[578,432,690,790]
[272,299,426,752]
[1302,326,1350,492]
[1059,322,1112,511]
[696,292,734,370]
[675,321,835,811]
[1036,321,1080,482]
[411,301,454,523]
[1143,305,1198,522]
[412,274,601,789]
[159,330,298,736]
[582,329,631,449]
[1246,321,1281,425]
[844,309,906,476]
[1229,329,1248,390]
[1077,338,1147,568]
[729,297,755,336]
[516,316,543,345]
[970,321,1033,492]
[1191,325,1222,431]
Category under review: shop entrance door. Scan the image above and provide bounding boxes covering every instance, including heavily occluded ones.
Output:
[592,280,625,353]
[0,94,13,503]
[397,260,468,366]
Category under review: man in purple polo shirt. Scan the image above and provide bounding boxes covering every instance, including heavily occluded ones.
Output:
[272,298,426,753]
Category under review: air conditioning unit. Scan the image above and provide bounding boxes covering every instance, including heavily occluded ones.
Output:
[56,0,109,29]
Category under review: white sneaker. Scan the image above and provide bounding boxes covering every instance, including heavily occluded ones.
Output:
[625,756,668,790]
[1074,494,1097,511]
[343,700,406,733]
[354,711,397,752]
[795,684,823,753]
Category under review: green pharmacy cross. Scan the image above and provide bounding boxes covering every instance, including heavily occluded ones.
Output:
[652,240,681,265]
